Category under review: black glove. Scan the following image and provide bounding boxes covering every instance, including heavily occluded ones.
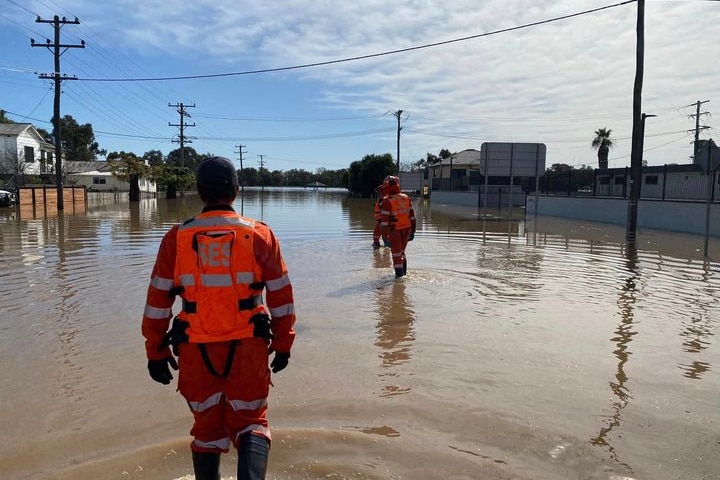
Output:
[250,314,274,341]
[270,351,290,373]
[158,317,189,357]
[148,356,178,385]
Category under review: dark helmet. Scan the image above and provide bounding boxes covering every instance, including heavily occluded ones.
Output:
[196,156,239,201]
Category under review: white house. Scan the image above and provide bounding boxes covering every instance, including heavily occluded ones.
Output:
[65,160,157,195]
[0,123,54,176]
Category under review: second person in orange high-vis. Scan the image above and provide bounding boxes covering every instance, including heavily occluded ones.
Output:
[380,175,416,278]
[141,156,296,480]
[372,183,389,249]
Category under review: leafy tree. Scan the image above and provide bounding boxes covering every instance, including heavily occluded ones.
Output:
[285,168,313,186]
[0,109,14,124]
[347,153,394,197]
[412,152,439,171]
[36,127,52,143]
[541,163,595,194]
[142,149,165,166]
[107,151,149,202]
[165,147,213,198]
[150,164,192,199]
[0,147,27,176]
[167,146,209,171]
[55,115,106,162]
[592,128,613,169]
[439,149,452,159]
[315,167,347,187]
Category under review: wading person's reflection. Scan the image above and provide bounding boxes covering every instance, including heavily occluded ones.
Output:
[590,243,637,472]
[374,279,416,397]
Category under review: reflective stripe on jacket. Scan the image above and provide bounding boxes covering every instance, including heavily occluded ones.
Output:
[175,212,267,343]
[374,200,382,221]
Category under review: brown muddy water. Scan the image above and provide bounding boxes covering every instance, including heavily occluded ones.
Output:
[0,188,718,480]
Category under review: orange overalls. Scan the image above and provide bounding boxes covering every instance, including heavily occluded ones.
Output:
[142,206,296,454]
[380,193,416,277]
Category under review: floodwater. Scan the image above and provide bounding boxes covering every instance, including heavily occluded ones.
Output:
[0,188,718,480]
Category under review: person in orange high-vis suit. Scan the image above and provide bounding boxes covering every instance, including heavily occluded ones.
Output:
[380,175,416,278]
[372,183,389,249]
[142,156,296,480]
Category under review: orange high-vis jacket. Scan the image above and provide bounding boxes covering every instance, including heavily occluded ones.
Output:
[175,214,267,343]
[142,207,296,360]
[380,193,415,232]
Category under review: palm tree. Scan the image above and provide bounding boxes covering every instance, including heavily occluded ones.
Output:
[592,128,613,169]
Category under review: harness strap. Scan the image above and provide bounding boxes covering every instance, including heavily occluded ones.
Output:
[238,295,263,310]
[183,298,197,313]
[197,340,239,378]
[182,295,261,314]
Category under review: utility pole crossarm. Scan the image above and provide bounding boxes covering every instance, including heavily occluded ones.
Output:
[394,110,403,174]
[689,100,711,160]
[168,103,196,167]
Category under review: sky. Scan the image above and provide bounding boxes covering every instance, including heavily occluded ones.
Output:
[1,0,718,173]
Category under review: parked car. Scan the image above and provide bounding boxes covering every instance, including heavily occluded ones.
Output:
[0,189,16,207]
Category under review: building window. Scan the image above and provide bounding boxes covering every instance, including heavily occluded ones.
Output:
[599,177,610,185]
[614,176,626,185]
[24,146,34,163]
[93,177,106,185]
[644,175,659,185]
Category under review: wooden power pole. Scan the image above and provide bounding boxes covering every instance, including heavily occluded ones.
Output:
[626,0,645,243]
[31,15,84,211]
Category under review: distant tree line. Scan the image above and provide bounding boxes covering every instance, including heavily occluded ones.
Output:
[8,109,607,201]
[540,163,595,194]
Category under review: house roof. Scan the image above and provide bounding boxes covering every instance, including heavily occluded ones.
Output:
[70,170,113,176]
[0,123,32,136]
[433,149,482,167]
[64,161,114,174]
[0,123,53,148]
[597,163,703,175]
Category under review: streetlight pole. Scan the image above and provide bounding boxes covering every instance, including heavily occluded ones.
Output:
[625,0,645,243]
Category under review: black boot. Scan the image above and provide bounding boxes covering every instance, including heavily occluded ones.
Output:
[402,258,407,275]
[192,451,221,480]
[395,267,404,278]
[237,433,269,480]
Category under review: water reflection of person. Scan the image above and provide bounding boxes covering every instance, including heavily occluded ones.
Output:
[374,278,416,397]
[590,243,638,472]
[677,259,714,379]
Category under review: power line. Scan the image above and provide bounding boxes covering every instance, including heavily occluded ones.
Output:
[193,112,389,122]
[76,0,637,82]
[3,0,36,16]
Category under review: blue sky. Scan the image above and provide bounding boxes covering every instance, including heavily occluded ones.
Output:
[1,0,718,172]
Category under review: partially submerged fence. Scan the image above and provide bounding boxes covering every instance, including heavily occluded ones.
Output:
[17,185,86,207]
